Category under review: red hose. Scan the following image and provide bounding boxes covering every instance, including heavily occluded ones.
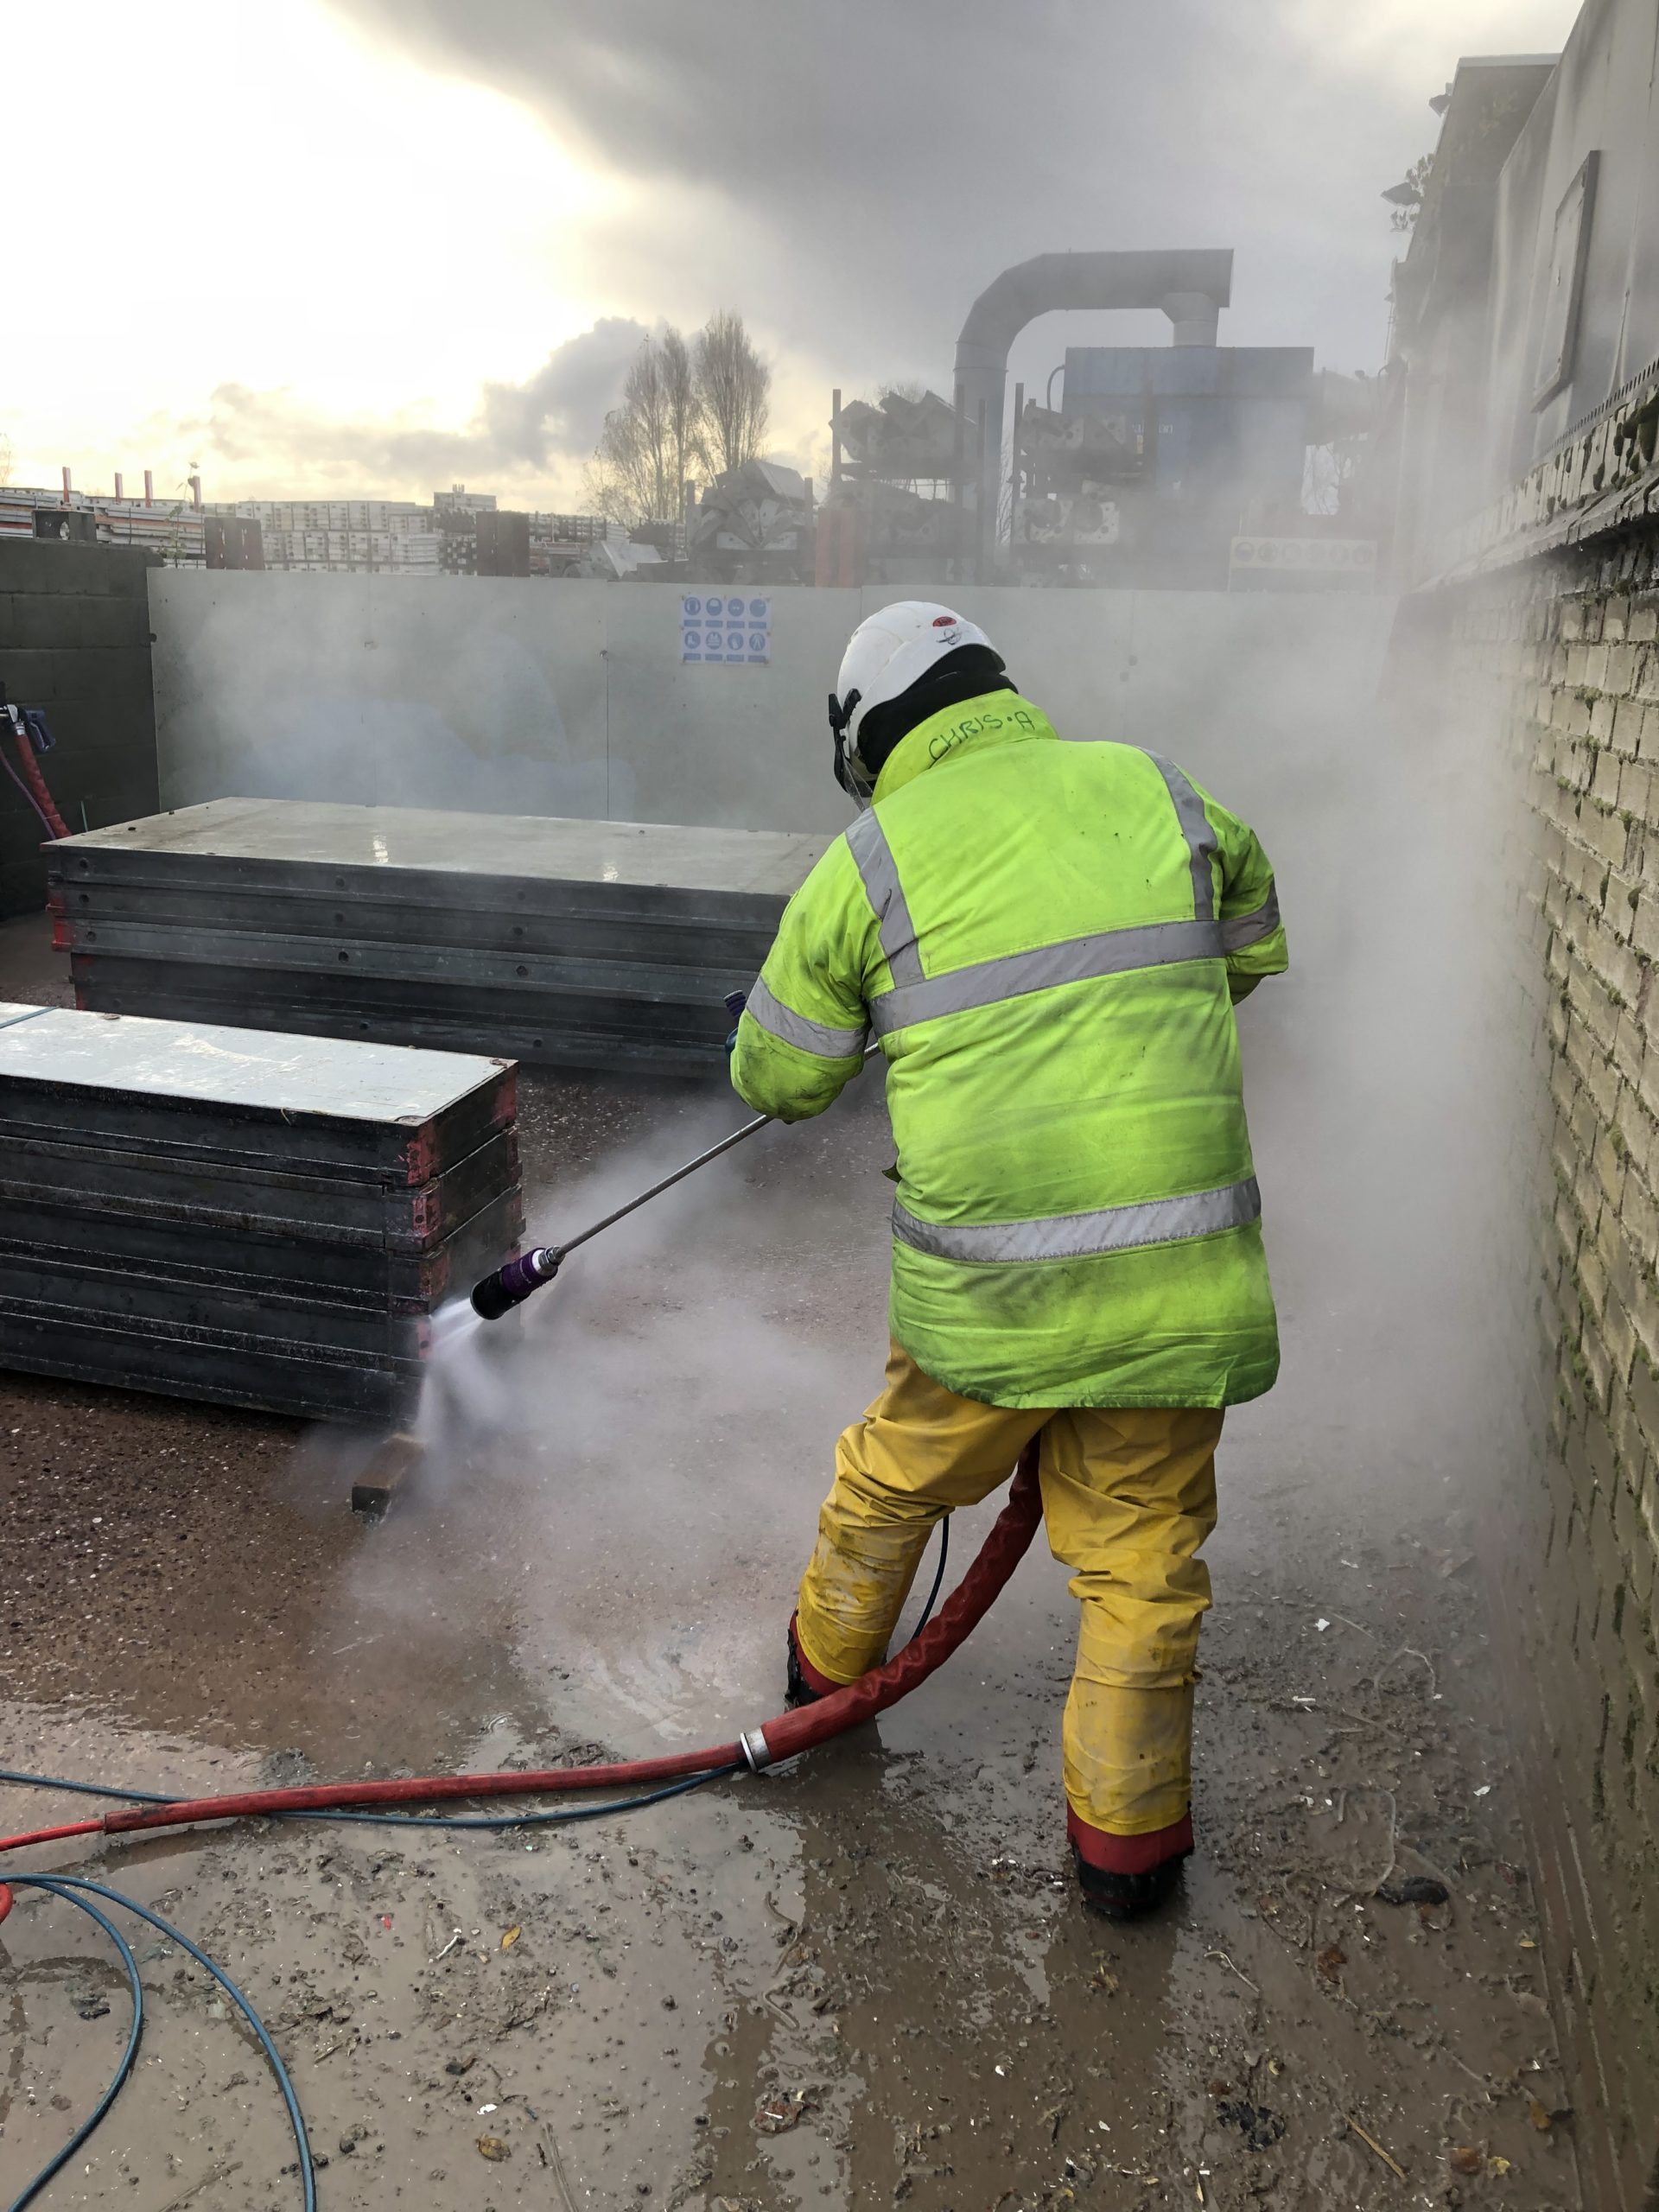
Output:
[757,1446,1040,1764]
[0,1453,1042,1857]
[11,727,70,842]
[0,1820,100,1855]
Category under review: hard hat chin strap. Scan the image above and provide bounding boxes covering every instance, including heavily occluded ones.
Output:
[827,687,860,740]
[829,689,871,806]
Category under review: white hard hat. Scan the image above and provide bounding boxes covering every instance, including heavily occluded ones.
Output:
[829,600,997,804]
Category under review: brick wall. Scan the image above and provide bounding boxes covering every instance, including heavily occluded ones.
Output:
[0,541,162,917]
[1437,535,1659,2209]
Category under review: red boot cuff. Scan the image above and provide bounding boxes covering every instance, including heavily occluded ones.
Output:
[1067,1806,1194,1877]
[787,1613,843,1697]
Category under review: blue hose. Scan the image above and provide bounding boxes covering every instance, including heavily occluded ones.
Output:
[0,1746,753,2209]
[3,1879,143,2212]
[10,1875,316,2212]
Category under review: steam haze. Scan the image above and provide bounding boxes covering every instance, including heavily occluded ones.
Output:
[304,608,1522,1757]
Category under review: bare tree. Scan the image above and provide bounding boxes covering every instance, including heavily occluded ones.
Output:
[659,327,706,518]
[0,430,12,486]
[595,336,671,521]
[581,453,638,525]
[696,309,771,477]
[588,327,709,523]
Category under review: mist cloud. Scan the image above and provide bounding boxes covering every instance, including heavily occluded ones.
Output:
[175,315,648,498]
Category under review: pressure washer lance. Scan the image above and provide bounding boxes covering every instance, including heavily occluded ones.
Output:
[470,997,876,1322]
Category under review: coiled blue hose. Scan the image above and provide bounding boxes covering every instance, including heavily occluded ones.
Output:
[4,1874,316,2212]
[0,1760,744,2211]
[3,1878,143,2212]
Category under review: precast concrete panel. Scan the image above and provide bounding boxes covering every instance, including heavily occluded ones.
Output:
[149,569,609,819]
[601,584,856,831]
[150,574,1397,852]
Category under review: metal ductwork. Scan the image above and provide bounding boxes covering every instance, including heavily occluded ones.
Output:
[952,249,1234,569]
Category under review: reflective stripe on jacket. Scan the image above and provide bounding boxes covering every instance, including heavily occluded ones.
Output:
[730,691,1287,1408]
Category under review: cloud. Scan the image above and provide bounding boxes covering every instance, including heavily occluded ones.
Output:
[475,316,652,467]
[132,0,1586,501]
[173,315,649,499]
[320,0,1579,390]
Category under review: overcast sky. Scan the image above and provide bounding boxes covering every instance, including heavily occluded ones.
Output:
[8,0,1584,508]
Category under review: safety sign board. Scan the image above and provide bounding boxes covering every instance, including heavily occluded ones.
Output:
[682,594,770,665]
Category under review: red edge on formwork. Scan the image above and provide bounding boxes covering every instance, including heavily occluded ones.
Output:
[19,1452,1046,1853]
[402,1068,517,1186]
[404,1120,439,1186]
[1067,1808,1193,1877]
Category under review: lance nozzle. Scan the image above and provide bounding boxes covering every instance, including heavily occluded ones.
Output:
[470,1245,562,1319]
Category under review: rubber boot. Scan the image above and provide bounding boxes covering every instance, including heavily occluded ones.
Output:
[785,1613,836,1709]
[1069,1810,1192,1923]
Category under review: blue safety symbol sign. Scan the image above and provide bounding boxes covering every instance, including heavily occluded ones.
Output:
[683,593,770,664]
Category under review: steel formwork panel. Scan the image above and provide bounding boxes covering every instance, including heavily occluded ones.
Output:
[0,1003,513,1179]
[49,800,825,1073]
[0,1001,523,1424]
[56,799,830,896]
[61,975,734,1077]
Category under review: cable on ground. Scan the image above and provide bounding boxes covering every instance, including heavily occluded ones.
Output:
[909,1515,950,1640]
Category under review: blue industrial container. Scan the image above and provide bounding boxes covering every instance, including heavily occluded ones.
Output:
[1061,345,1313,508]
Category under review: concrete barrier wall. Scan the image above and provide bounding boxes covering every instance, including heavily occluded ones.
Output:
[148,572,1397,846]
[0,543,162,915]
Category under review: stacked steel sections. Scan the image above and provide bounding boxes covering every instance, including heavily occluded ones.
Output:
[50,799,830,1076]
[0,486,206,563]
[0,1002,520,1424]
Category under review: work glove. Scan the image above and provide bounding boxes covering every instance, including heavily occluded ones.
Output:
[723,988,747,1058]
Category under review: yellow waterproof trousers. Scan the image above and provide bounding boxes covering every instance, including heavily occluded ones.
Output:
[795,1342,1223,1841]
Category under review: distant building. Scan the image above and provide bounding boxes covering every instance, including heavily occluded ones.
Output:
[199,491,617,576]
[432,483,497,514]
[202,499,440,575]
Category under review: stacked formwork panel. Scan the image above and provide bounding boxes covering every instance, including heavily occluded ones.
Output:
[0,1002,521,1423]
[49,800,830,1076]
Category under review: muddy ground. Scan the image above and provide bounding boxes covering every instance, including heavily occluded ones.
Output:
[0,912,1581,2210]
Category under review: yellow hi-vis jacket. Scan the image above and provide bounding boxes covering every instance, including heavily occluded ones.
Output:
[731,692,1287,1408]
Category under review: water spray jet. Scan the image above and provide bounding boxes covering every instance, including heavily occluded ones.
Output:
[469,1020,878,1321]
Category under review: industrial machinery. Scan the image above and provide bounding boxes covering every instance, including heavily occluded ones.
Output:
[827,249,1380,588]
[1012,340,1316,588]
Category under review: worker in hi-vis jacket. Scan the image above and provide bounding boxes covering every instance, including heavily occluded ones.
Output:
[730,601,1287,1920]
